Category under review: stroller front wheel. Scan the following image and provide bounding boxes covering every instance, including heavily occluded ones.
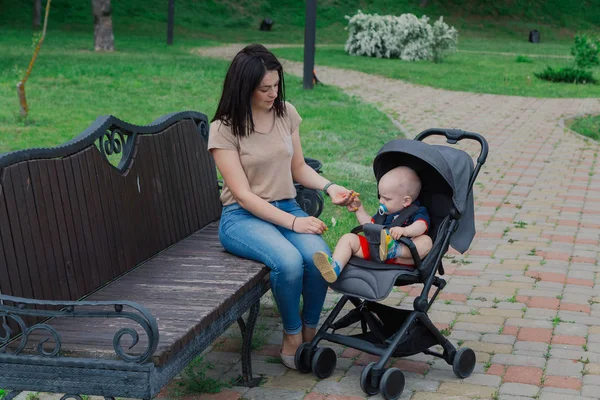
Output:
[294,342,312,373]
[359,362,380,396]
[380,368,405,400]
[453,347,476,378]
[311,347,337,379]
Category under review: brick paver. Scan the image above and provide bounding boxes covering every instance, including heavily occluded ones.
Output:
[22,44,600,400]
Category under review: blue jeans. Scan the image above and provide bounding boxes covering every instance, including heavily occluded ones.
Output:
[219,199,330,335]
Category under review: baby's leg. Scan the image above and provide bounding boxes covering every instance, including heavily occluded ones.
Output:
[313,233,364,283]
[390,235,433,265]
[332,233,365,266]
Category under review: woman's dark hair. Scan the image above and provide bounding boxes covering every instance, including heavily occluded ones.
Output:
[212,44,286,137]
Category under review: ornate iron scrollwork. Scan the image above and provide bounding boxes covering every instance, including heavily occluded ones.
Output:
[97,127,134,170]
[101,128,125,155]
[197,120,209,141]
[0,295,159,363]
[0,313,61,357]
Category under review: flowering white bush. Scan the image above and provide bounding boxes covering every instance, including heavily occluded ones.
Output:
[345,10,458,62]
[431,16,458,63]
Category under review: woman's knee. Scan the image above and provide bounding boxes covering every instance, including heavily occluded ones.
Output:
[270,249,304,282]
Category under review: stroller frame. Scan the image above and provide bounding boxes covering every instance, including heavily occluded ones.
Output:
[295,129,489,400]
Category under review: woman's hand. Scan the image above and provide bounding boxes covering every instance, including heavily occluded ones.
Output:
[327,184,355,206]
[293,216,328,235]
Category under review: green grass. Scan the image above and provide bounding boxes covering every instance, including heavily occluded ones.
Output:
[0,29,399,248]
[3,1,599,100]
[3,0,599,45]
[0,389,6,399]
[2,0,599,56]
[568,114,600,141]
[178,356,230,395]
[271,45,600,98]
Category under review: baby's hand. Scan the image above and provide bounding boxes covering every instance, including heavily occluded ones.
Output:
[389,226,407,240]
[346,192,361,212]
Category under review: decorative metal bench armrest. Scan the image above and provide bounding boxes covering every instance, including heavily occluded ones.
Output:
[0,294,159,364]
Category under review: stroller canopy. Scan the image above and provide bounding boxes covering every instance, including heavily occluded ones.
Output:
[373,139,476,253]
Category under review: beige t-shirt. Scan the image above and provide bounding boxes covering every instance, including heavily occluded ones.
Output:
[207,102,302,206]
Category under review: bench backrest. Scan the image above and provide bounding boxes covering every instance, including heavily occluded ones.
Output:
[0,112,220,303]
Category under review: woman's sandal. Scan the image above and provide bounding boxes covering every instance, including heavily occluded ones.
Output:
[280,349,297,369]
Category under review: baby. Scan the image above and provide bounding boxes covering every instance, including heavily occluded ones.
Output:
[313,166,433,283]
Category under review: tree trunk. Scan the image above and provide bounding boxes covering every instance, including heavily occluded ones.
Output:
[92,0,114,51]
[419,0,429,7]
[33,0,42,29]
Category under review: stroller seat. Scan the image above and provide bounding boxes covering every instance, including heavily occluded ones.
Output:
[294,129,489,400]
[330,256,421,302]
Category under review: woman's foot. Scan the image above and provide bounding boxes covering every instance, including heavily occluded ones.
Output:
[281,331,302,356]
[313,251,340,283]
[280,331,303,369]
[302,326,316,343]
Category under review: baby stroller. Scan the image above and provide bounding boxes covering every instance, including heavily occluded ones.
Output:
[294,129,488,400]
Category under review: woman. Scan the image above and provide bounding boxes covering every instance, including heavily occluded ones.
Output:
[207,44,354,368]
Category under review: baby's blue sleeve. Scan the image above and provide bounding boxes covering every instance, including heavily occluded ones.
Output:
[412,207,430,231]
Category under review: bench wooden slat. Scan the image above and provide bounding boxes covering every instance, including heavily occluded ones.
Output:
[158,127,181,236]
[134,136,162,261]
[175,122,200,233]
[55,159,90,296]
[140,135,170,253]
[43,161,80,299]
[4,164,45,302]
[179,122,202,230]
[166,125,190,235]
[118,142,147,265]
[149,132,179,246]
[21,163,57,303]
[28,161,71,301]
[66,152,103,292]
[196,127,221,227]
[88,151,122,280]
[171,124,193,235]
[94,156,127,277]
[0,172,18,302]
[106,156,136,276]
[83,148,114,284]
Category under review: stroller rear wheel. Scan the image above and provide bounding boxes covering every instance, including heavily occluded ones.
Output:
[380,368,405,400]
[359,362,380,396]
[311,347,337,379]
[453,347,476,378]
[294,342,312,373]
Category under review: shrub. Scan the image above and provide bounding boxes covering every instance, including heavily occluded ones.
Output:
[431,17,458,63]
[534,66,597,84]
[571,34,600,68]
[515,55,533,63]
[344,10,458,62]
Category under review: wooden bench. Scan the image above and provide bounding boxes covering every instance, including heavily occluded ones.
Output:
[0,112,271,399]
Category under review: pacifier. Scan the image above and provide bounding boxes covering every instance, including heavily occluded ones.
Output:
[378,204,388,215]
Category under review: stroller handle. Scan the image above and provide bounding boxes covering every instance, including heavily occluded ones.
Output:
[414,128,488,165]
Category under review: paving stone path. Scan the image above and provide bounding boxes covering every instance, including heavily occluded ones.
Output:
[18,44,600,400]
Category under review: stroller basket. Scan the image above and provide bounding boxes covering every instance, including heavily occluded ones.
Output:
[332,301,439,358]
[295,128,488,400]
